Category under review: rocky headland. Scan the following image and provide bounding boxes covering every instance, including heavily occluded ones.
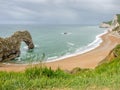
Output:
[99,22,111,28]
[100,14,120,30]
[101,14,120,62]
[0,30,34,62]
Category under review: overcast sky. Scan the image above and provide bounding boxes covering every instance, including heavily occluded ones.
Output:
[0,0,120,25]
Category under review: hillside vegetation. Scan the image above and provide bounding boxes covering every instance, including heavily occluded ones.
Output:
[1,14,120,90]
[103,21,112,25]
[0,44,120,90]
[117,14,120,24]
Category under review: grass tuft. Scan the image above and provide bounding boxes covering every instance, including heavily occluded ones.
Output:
[1,45,120,89]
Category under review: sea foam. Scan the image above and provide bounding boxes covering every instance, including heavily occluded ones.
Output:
[67,42,75,46]
[46,29,108,63]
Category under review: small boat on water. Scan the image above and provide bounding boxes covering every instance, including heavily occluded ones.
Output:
[63,32,68,35]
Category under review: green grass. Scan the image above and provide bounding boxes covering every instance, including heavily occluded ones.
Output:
[116,14,120,24]
[103,21,112,25]
[113,44,120,57]
[0,59,120,90]
[1,45,120,90]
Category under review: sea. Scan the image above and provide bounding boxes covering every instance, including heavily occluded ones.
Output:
[0,24,107,64]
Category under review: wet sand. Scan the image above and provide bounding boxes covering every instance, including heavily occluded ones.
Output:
[0,32,120,72]
[45,32,120,70]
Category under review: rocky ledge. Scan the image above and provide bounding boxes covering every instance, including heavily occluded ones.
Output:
[99,22,111,28]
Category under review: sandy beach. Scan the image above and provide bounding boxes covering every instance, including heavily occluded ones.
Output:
[45,32,120,70]
[0,32,120,72]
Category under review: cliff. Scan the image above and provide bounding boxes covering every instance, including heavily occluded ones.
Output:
[99,22,111,28]
[100,14,120,30]
[100,14,120,63]
[111,14,120,31]
[101,44,120,64]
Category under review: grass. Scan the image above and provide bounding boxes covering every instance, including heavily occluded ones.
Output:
[0,45,120,89]
[113,44,120,57]
[116,14,120,24]
[0,59,120,90]
[103,21,112,25]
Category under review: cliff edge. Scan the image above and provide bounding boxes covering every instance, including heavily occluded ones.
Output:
[100,14,120,30]
[100,14,120,64]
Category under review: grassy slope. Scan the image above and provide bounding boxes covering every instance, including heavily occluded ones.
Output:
[117,14,120,24]
[0,45,120,90]
[103,21,112,25]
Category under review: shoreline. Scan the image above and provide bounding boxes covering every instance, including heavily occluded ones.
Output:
[0,31,120,72]
[2,29,107,65]
[45,31,120,70]
[46,29,108,63]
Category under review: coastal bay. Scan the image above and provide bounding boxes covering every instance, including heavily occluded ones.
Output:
[45,32,120,70]
[0,30,120,72]
[0,1,120,89]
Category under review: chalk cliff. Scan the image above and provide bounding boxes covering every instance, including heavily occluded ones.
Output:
[111,14,120,31]
[100,14,120,31]
[99,22,111,28]
[101,14,120,62]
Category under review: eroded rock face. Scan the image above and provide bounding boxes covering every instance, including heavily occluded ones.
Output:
[104,50,116,61]
[109,15,120,31]
[0,30,34,62]
[99,23,111,28]
[100,14,120,31]
[99,44,120,65]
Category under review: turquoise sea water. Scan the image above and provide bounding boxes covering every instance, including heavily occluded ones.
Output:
[0,24,106,64]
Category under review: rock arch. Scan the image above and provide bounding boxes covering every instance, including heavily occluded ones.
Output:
[0,30,34,62]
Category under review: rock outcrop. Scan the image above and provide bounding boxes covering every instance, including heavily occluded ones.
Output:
[99,22,111,28]
[103,44,120,62]
[100,14,120,64]
[100,14,120,30]
[110,14,120,31]
[0,30,34,62]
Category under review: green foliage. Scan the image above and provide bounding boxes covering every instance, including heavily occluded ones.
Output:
[1,44,120,89]
[0,58,120,90]
[103,21,112,25]
[25,66,69,79]
[117,14,120,24]
[113,44,120,57]
[71,67,89,74]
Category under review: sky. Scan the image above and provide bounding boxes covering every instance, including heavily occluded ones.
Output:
[0,0,120,25]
